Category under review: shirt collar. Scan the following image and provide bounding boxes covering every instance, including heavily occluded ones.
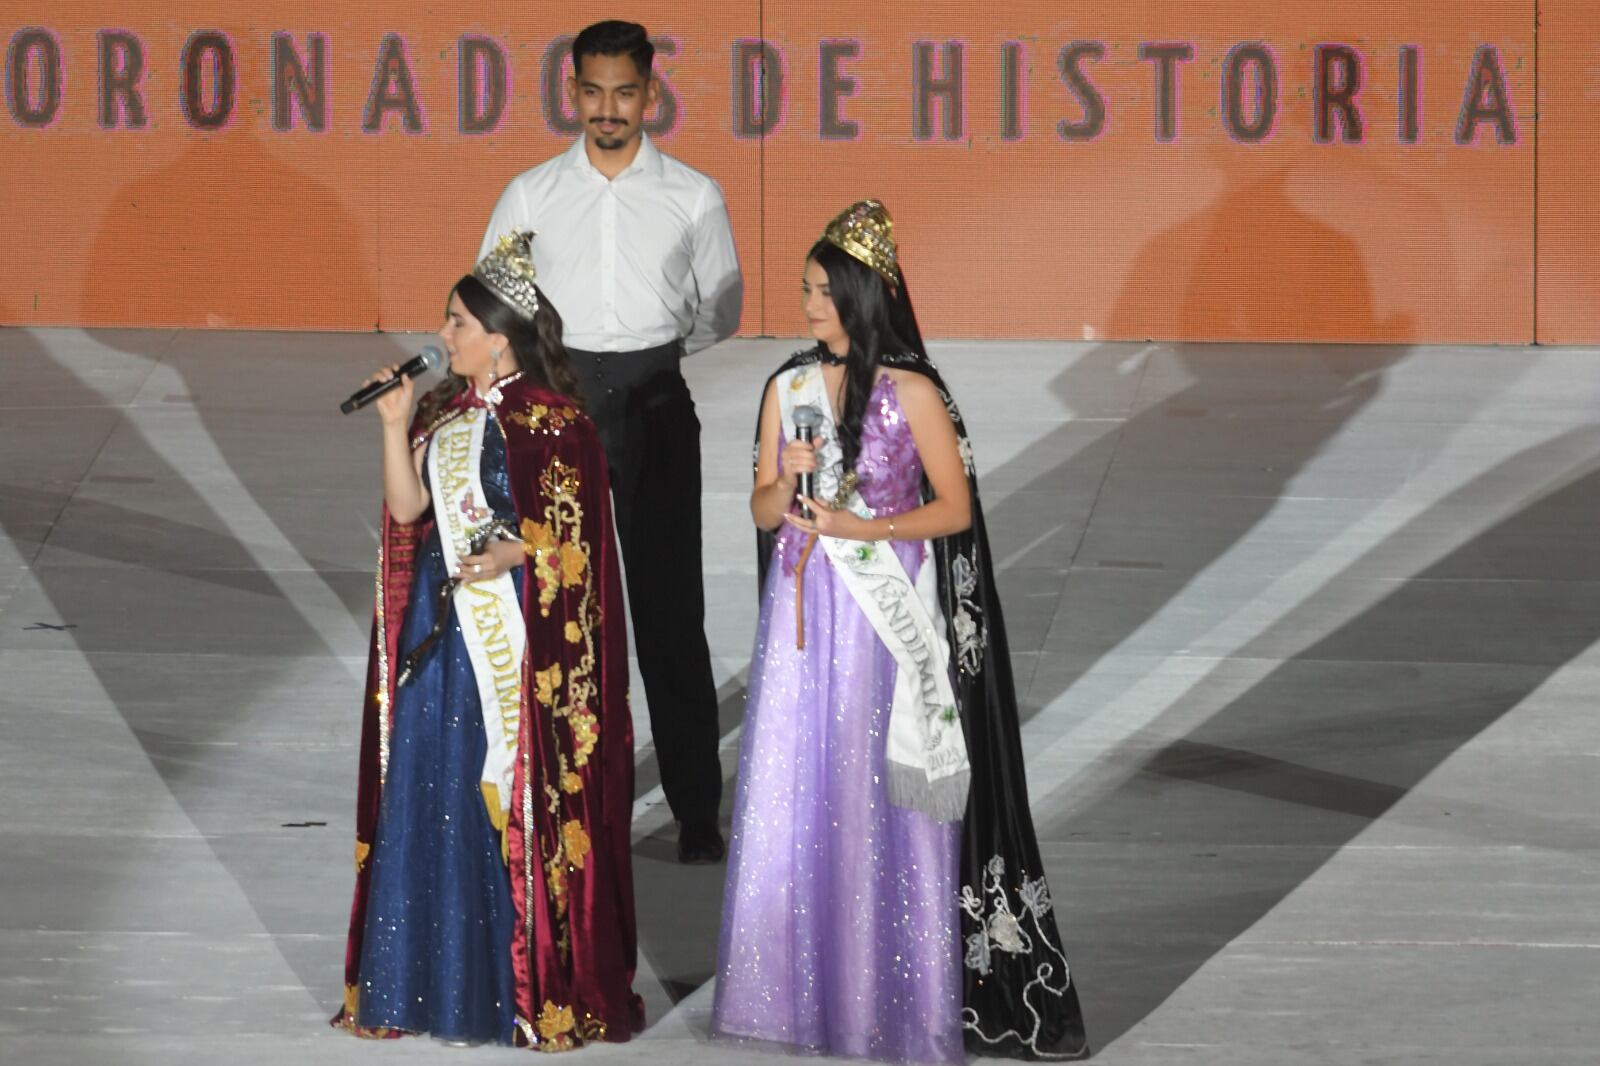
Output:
[565,131,662,181]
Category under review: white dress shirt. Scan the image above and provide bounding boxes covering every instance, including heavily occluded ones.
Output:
[479,135,743,355]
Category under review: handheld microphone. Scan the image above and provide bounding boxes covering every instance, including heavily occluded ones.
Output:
[340,346,445,414]
[791,404,823,520]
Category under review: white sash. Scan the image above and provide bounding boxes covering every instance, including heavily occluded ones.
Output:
[777,364,971,821]
[427,407,524,838]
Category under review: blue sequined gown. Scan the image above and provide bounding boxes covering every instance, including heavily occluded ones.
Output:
[355,418,523,1044]
[713,375,964,1064]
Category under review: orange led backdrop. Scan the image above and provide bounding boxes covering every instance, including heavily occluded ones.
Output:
[1,2,1592,343]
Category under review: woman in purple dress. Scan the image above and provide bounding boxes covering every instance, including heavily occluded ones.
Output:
[712,202,1089,1062]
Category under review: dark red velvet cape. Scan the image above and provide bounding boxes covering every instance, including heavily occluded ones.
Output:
[332,376,643,1050]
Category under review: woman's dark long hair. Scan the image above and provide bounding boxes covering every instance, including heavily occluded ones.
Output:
[422,275,583,413]
[808,240,923,472]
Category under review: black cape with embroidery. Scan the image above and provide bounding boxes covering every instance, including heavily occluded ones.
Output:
[755,344,1089,1060]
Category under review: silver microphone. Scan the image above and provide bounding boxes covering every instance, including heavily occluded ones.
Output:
[792,404,823,519]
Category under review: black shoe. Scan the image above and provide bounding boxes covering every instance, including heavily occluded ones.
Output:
[676,820,726,864]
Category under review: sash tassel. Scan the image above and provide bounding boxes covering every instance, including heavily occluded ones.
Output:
[886,763,971,823]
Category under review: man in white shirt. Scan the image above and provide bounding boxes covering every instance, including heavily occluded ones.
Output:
[480,19,742,864]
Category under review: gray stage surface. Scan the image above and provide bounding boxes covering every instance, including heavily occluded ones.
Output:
[2,328,1598,1065]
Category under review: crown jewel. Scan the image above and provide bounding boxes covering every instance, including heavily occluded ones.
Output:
[474,229,541,319]
[821,199,899,288]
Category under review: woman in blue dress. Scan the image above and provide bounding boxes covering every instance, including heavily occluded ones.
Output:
[333,232,644,1050]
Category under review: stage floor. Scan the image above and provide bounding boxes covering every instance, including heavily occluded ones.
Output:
[2,328,1598,1065]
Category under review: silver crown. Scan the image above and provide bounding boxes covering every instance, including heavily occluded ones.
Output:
[474,230,541,319]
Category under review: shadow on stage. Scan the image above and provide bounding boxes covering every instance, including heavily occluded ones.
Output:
[978,157,1587,1049]
[1042,431,1600,1047]
[0,124,406,1013]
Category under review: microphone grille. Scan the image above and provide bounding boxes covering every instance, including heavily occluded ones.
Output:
[792,404,823,429]
[417,345,445,372]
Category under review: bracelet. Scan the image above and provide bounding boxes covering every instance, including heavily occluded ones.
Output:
[887,517,895,541]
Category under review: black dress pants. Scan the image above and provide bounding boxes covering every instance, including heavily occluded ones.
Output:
[566,342,722,827]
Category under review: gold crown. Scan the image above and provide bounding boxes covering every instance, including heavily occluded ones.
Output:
[822,199,899,288]
[474,229,541,319]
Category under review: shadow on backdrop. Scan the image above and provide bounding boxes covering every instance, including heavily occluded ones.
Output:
[986,155,1432,711]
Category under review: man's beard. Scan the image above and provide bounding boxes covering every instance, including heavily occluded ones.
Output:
[590,120,629,150]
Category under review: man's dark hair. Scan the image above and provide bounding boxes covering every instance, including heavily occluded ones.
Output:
[572,20,654,80]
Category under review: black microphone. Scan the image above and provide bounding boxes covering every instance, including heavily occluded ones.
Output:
[792,404,823,519]
[340,346,445,414]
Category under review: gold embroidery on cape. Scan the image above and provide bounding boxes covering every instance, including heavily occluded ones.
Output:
[568,707,599,766]
[546,857,568,917]
[519,454,606,978]
[537,998,576,1043]
[519,464,587,618]
[561,819,592,869]
[522,517,558,554]
[541,457,581,498]
[558,542,587,585]
[354,840,371,870]
[534,663,564,707]
[504,402,579,436]
[523,456,603,766]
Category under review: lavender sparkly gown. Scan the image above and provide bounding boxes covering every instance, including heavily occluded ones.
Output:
[713,376,964,1065]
